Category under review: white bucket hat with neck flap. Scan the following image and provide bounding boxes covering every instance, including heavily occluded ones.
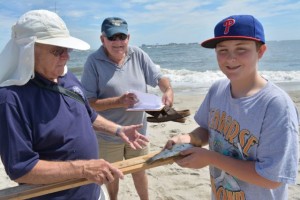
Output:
[0,9,90,87]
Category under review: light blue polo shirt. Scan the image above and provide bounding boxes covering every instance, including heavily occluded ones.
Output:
[81,45,162,143]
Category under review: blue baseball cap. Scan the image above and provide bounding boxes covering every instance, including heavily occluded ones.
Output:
[201,15,265,48]
[101,17,128,37]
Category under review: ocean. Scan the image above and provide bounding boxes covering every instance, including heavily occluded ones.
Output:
[69,40,300,94]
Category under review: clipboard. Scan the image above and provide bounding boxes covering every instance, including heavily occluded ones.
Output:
[126,90,164,111]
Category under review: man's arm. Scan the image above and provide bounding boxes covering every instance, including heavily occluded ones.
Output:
[92,115,148,150]
[14,159,123,185]
[88,92,138,111]
[158,77,173,106]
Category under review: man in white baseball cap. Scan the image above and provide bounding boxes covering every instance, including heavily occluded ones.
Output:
[0,10,148,200]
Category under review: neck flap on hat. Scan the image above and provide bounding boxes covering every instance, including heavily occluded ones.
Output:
[0,36,36,87]
[0,36,69,87]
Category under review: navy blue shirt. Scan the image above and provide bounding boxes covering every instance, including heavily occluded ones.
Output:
[0,72,100,199]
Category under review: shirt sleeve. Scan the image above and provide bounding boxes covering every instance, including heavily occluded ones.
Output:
[0,101,39,180]
[255,94,299,184]
[81,55,99,99]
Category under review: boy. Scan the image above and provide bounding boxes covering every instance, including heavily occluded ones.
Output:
[165,15,299,199]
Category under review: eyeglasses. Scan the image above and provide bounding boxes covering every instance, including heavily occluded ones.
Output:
[106,34,128,41]
[50,47,73,57]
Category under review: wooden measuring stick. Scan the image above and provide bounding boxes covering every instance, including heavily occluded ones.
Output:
[0,151,180,200]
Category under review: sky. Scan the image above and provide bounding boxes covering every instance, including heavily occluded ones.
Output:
[1,0,300,50]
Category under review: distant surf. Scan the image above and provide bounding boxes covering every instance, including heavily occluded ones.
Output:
[69,40,300,94]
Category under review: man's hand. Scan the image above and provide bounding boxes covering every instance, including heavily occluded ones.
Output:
[162,87,173,107]
[118,124,149,150]
[118,92,138,108]
[80,159,124,185]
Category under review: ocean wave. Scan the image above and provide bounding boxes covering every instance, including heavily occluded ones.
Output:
[70,65,299,87]
[161,68,300,87]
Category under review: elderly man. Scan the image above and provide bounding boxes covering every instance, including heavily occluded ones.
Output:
[0,10,148,200]
[81,17,173,200]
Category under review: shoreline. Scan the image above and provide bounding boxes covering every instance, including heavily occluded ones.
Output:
[149,80,300,96]
[1,88,299,199]
[276,81,300,93]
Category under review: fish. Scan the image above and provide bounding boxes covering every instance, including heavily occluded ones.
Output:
[146,143,194,164]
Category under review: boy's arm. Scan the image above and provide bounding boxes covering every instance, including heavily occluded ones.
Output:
[208,151,281,189]
[178,147,281,189]
[188,127,209,147]
[165,127,208,149]
[174,127,281,189]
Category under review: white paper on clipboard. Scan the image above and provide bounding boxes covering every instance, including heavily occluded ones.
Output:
[126,89,164,111]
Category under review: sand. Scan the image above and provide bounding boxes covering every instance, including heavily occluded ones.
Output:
[1,91,300,199]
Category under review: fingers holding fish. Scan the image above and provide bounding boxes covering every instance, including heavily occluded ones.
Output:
[146,143,194,164]
[164,134,194,150]
[164,139,176,150]
[176,147,211,169]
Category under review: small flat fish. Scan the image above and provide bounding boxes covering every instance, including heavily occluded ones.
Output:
[146,143,194,164]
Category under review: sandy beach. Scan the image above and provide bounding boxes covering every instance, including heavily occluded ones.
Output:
[1,90,300,199]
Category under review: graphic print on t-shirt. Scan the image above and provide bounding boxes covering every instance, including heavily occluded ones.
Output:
[208,108,259,200]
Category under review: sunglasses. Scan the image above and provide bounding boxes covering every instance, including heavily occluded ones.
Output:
[50,47,73,57]
[106,34,128,41]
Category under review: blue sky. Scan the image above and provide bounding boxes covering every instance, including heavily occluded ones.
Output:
[1,0,300,50]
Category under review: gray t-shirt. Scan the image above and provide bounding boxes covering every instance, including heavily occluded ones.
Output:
[81,46,162,143]
[195,78,299,200]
